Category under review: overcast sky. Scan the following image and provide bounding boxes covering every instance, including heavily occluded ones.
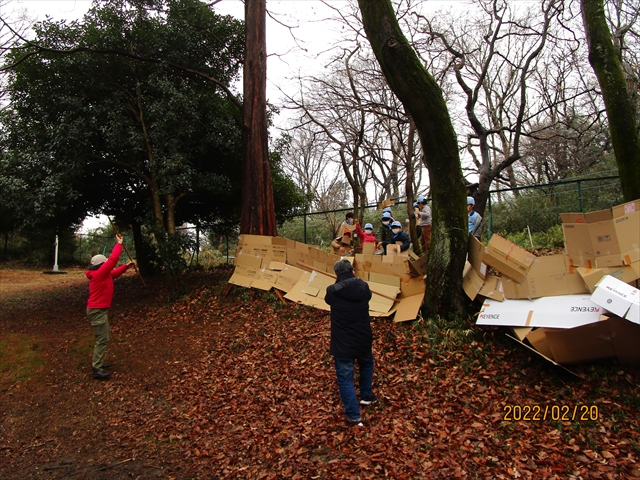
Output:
[8,0,346,123]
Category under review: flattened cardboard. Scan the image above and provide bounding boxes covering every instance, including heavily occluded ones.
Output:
[478,274,504,301]
[392,293,424,322]
[362,242,376,255]
[252,268,279,291]
[409,254,428,276]
[502,255,588,299]
[378,198,395,209]
[577,263,640,292]
[483,234,535,283]
[476,295,603,329]
[273,265,305,293]
[468,235,487,280]
[234,253,264,269]
[228,264,258,288]
[463,262,484,301]
[590,275,640,322]
[399,277,425,298]
[285,271,331,310]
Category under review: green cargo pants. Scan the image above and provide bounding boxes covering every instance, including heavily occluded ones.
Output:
[87,308,110,370]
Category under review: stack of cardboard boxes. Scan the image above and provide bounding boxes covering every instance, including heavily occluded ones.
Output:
[468,199,640,366]
[229,235,428,322]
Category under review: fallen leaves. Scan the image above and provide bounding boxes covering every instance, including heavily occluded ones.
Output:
[1,268,639,479]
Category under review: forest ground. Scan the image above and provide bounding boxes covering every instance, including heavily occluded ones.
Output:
[1,264,639,479]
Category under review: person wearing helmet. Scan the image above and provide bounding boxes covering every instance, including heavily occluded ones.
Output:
[377,211,394,244]
[416,196,432,255]
[412,201,422,238]
[337,211,355,238]
[85,234,135,380]
[354,219,377,244]
[380,220,411,254]
[467,196,483,240]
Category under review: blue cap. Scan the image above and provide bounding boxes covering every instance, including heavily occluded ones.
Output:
[467,196,475,205]
[382,206,392,213]
[381,212,392,220]
[364,223,373,230]
[413,201,418,208]
[417,195,426,204]
[391,221,402,228]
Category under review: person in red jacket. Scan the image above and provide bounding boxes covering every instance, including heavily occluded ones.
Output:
[354,219,377,245]
[86,234,134,380]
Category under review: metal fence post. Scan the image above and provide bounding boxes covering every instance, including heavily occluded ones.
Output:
[487,195,493,240]
[226,231,230,264]
[578,180,583,213]
[303,212,307,244]
[195,224,200,265]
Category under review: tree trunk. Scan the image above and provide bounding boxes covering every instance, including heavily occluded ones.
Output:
[130,219,151,277]
[358,0,468,320]
[240,0,278,236]
[581,0,640,202]
[405,119,421,255]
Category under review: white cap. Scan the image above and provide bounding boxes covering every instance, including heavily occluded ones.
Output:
[90,254,107,266]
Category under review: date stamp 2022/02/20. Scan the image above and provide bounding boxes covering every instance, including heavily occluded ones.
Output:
[503,404,599,422]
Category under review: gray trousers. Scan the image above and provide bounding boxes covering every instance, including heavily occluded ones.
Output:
[87,308,110,370]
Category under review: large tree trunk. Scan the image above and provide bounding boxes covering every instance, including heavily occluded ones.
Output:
[240,0,278,236]
[581,0,640,201]
[358,0,468,320]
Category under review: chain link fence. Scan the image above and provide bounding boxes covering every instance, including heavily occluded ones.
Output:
[1,175,623,266]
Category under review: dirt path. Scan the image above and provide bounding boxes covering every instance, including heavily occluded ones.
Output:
[0,266,207,479]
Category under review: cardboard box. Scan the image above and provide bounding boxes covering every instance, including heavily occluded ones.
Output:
[612,199,640,266]
[561,213,594,268]
[585,209,621,267]
[483,234,536,283]
[544,317,640,365]
[561,201,640,268]
[501,255,589,299]
[590,275,640,323]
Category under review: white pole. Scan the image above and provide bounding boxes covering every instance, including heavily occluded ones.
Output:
[52,235,59,272]
[527,225,534,250]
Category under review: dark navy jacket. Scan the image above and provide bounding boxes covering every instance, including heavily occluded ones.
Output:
[325,272,373,358]
[382,230,411,252]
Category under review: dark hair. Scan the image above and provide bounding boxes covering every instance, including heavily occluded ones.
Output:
[333,259,354,276]
[345,212,354,219]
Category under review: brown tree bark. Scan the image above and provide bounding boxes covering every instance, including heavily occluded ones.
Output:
[240,0,278,236]
[581,0,640,202]
[358,0,468,320]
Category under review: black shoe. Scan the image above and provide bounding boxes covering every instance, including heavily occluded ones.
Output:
[92,364,111,373]
[92,369,111,380]
[360,394,378,406]
[345,418,367,427]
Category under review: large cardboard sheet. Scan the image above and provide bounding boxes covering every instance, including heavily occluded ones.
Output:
[285,271,332,310]
[502,255,589,299]
[476,295,604,329]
